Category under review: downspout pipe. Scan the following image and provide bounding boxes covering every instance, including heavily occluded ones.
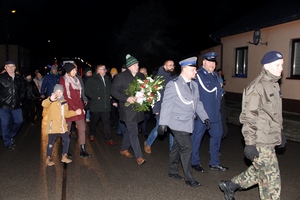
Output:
[209,35,223,69]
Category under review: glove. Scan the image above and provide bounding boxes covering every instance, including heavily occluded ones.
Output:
[278,132,287,148]
[158,125,167,136]
[204,119,210,130]
[244,145,259,161]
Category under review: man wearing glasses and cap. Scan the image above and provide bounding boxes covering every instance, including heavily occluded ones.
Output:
[158,56,210,187]
[191,52,229,173]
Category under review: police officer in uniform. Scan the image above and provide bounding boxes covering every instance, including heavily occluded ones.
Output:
[191,52,228,172]
[158,56,210,187]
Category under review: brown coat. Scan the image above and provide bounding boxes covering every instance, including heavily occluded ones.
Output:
[42,98,77,134]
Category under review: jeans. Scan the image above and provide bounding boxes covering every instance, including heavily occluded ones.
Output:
[146,116,174,151]
[47,132,70,156]
[139,111,151,136]
[0,108,23,147]
[85,109,90,121]
[117,120,127,135]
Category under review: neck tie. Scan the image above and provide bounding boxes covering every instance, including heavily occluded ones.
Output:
[187,82,191,90]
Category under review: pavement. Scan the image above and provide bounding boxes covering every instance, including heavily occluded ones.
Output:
[0,102,299,200]
[225,100,300,142]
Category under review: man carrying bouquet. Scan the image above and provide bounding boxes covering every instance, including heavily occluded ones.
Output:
[110,54,146,166]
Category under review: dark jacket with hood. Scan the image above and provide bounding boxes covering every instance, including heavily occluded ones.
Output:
[40,70,61,97]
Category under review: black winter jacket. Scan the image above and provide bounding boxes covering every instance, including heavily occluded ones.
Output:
[24,79,40,100]
[110,69,145,123]
[85,74,111,112]
[0,72,26,109]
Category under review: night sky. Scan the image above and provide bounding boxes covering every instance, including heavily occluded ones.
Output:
[1,0,270,71]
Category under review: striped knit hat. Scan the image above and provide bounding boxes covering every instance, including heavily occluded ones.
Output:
[126,54,138,68]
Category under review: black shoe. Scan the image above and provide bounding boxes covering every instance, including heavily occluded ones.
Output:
[6,145,15,151]
[185,180,202,187]
[169,174,184,181]
[192,164,204,172]
[219,180,240,200]
[80,144,92,158]
[80,151,91,158]
[209,165,228,171]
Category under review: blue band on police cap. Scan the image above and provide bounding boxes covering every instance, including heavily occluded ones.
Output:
[179,56,197,67]
[180,61,196,66]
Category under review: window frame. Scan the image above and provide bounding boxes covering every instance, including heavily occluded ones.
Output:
[289,38,300,79]
[234,47,248,78]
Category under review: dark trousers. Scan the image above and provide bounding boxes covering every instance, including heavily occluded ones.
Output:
[192,118,222,166]
[35,99,43,117]
[139,111,151,136]
[46,133,70,156]
[220,97,228,139]
[110,104,119,127]
[23,99,36,124]
[117,120,127,135]
[169,129,194,182]
[0,108,23,147]
[89,111,112,141]
[121,121,143,159]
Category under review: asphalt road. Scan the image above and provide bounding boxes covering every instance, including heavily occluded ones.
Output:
[0,115,299,200]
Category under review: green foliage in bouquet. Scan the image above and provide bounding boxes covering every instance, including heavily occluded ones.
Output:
[125,75,165,112]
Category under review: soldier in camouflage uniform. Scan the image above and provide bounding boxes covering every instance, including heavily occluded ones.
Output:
[219,51,287,200]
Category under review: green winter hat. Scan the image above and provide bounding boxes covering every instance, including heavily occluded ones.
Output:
[126,54,138,68]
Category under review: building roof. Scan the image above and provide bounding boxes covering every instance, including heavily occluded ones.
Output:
[210,0,300,39]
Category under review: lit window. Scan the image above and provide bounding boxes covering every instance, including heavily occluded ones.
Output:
[289,38,300,79]
[234,47,248,78]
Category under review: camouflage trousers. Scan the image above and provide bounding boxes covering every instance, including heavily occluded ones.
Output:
[231,146,281,200]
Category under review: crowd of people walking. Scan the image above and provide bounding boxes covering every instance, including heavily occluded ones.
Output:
[0,50,287,199]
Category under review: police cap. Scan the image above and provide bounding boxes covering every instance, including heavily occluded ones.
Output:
[179,56,197,67]
[203,52,218,62]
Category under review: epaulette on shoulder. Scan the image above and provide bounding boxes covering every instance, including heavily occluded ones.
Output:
[172,77,178,82]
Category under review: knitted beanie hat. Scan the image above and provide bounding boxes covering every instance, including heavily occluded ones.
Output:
[83,67,92,74]
[53,84,64,93]
[126,54,138,68]
[51,65,57,70]
[24,72,32,78]
[64,63,76,73]
[110,68,118,75]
